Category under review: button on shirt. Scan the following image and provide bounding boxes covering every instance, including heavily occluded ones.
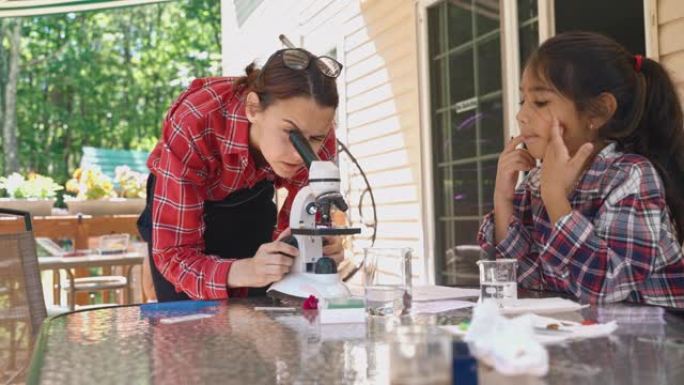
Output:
[478,142,684,308]
[147,77,337,300]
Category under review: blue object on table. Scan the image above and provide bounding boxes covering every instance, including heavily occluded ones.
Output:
[140,300,219,319]
[452,341,478,385]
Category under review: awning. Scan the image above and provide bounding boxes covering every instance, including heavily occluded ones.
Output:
[0,0,172,18]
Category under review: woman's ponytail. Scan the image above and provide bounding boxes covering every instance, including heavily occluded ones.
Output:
[234,62,262,91]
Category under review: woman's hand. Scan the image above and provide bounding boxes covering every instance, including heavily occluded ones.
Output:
[322,236,344,265]
[540,118,594,222]
[227,229,298,288]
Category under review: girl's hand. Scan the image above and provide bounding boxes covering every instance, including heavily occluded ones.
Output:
[540,118,594,222]
[228,229,297,288]
[540,118,594,200]
[322,236,344,265]
[494,135,536,203]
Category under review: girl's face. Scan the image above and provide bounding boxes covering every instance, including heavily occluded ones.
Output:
[247,93,335,179]
[516,67,598,160]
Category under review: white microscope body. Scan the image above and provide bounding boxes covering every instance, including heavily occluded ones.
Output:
[268,160,360,300]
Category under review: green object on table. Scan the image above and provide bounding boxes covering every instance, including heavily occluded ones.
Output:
[326,297,365,309]
[458,320,470,331]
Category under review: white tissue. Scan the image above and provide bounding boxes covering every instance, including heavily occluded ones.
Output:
[464,301,549,377]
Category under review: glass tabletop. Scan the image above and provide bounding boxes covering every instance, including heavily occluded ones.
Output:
[27,294,684,385]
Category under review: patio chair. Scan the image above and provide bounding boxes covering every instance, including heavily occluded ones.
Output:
[80,146,149,181]
[0,208,47,384]
[64,275,129,310]
[58,234,134,310]
[444,244,482,286]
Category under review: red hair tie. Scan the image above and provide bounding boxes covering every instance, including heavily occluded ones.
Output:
[634,55,644,73]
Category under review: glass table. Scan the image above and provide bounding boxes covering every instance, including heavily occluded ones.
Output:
[26,294,684,384]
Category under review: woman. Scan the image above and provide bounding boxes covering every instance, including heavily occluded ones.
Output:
[138,48,345,301]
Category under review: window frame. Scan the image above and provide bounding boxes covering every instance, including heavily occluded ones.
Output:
[417,0,538,284]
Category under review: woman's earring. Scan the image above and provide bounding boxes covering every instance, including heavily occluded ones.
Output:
[589,123,595,130]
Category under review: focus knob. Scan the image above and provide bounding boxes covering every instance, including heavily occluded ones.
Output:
[314,256,337,274]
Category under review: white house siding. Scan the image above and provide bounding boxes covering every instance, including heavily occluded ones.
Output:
[221,0,429,284]
[658,0,684,105]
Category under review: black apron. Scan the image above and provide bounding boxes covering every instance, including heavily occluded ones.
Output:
[137,174,277,302]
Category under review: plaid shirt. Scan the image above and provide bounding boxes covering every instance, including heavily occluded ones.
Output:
[147,77,336,300]
[478,142,684,308]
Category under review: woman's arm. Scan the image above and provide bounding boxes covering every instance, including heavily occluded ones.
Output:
[151,116,239,300]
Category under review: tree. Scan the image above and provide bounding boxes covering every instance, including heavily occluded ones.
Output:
[0,0,222,185]
[2,19,21,174]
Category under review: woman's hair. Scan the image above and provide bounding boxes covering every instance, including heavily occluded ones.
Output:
[234,48,339,110]
[526,31,684,242]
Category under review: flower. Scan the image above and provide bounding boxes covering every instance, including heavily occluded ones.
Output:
[114,166,147,199]
[302,295,319,310]
[65,167,115,200]
[0,172,63,199]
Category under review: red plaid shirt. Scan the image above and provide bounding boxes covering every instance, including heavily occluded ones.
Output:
[478,143,684,308]
[147,77,336,300]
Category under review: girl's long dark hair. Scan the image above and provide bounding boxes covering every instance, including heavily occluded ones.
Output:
[527,31,684,242]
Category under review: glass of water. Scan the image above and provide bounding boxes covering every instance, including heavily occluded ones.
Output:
[477,258,517,304]
[363,247,413,317]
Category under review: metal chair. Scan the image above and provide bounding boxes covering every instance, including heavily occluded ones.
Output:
[62,234,133,310]
[444,244,482,286]
[64,275,129,310]
[0,208,47,384]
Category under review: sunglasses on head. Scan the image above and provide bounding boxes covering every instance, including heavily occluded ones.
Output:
[259,48,343,81]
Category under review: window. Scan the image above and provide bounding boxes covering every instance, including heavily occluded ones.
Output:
[427,0,538,285]
[555,0,645,55]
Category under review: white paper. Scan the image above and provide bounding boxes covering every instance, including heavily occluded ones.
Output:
[412,300,475,314]
[528,314,618,345]
[498,297,588,315]
[443,312,617,346]
[412,285,480,302]
[159,313,213,324]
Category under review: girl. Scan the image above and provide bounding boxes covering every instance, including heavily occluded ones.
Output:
[138,48,345,301]
[478,31,684,307]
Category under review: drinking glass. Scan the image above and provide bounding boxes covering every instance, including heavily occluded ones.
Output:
[477,259,517,304]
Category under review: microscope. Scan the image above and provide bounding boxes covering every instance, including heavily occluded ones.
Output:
[268,131,360,300]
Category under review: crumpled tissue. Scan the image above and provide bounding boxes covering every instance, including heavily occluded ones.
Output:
[464,301,549,377]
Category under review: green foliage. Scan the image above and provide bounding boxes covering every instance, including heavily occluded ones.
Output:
[3,0,222,186]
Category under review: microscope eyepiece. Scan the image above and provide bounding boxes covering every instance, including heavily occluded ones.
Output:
[289,131,319,169]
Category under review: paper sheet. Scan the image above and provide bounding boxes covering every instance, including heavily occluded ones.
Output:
[498,297,588,315]
[412,285,480,302]
[159,313,213,324]
[442,312,617,346]
[412,300,476,314]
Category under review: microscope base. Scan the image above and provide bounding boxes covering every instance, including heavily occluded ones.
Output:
[268,272,350,300]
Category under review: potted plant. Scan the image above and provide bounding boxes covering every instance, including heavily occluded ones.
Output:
[0,172,62,216]
[64,166,146,215]
[112,165,147,213]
